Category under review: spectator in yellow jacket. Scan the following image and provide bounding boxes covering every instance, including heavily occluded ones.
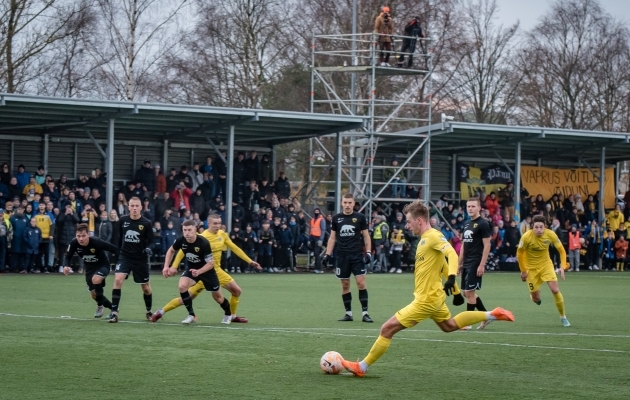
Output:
[23,176,43,202]
[607,204,624,232]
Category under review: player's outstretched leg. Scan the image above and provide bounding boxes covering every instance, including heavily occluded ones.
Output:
[548,282,570,327]
[451,307,514,331]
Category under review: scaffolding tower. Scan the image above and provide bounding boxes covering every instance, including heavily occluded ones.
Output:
[308,32,433,216]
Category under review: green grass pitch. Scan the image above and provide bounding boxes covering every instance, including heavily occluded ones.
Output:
[1,272,629,399]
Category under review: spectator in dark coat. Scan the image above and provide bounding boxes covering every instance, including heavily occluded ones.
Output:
[15,165,30,190]
[142,197,155,222]
[0,181,8,208]
[154,192,174,222]
[275,172,291,199]
[135,160,156,196]
[260,155,272,183]
[243,150,261,184]
[8,177,22,201]
[9,205,29,272]
[175,166,193,189]
[243,181,260,211]
[0,163,11,185]
[232,201,245,229]
[189,188,206,218]
[56,204,80,263]
[95,210,113,242]
[161,221,178,254]
[214,151,228,200]
[198,173,217,202]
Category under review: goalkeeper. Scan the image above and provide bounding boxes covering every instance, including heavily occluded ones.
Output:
[517,215,571,327]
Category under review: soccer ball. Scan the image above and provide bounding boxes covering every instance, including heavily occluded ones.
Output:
[320,351,344,374]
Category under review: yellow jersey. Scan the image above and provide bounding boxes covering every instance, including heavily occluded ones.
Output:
[516,229,566,272]
[34,212,53,239]
[413,228,458,303]
[172,229,252,269]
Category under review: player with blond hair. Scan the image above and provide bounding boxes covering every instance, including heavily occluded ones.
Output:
[342,200,514,377]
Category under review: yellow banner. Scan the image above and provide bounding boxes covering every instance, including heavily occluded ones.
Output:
[520,166,615,208]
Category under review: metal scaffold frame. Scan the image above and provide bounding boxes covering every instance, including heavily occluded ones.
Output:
[307,32,434,216]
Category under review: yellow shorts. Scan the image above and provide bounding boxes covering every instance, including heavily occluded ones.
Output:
[395,300,452,328]
[188,268,234,295]
[526,267,557,292]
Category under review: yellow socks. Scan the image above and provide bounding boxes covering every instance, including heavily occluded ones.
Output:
[364,335,392,366]
[553,292,565,316]
[617,262,623,271]
[163,297,182,313]
[229,296,240,315]
[454,311,488,328]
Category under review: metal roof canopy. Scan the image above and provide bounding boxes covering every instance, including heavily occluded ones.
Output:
[380,122,630,164]
[380,122,630,222]
[0,93,365,147]
[0,93,365,231]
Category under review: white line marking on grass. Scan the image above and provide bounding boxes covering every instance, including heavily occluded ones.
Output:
[1,312,628,354]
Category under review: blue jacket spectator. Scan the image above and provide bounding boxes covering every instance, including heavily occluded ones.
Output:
[10,211,29,254]
[276,225,294,247]
[24,224,42,254]
[161,227,178,252]
[15,165,30,190]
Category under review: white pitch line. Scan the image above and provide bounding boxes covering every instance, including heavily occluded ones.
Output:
[1,312,628,354]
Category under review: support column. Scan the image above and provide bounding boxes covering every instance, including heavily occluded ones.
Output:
[450,154,457,196]
[43,134,49,172]
[132,146,137,172]
[73,143,78,179]
[10,140,14,173]
[514,142,522,223]
[190,148,195,168]
[423,138,431,203]
[226,126,235,232]
[599,147,605,223]
[106,119,115,212]
[271,145,277,181]
[162,139,169,172]
[335,132,343,212]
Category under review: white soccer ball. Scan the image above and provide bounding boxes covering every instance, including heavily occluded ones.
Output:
[320,351,344,374]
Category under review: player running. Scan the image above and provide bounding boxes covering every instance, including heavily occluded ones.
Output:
[458,196,492,330]
[62,223,119,318]
[162,220,231,324]
[107,197,154,323]
[151,214,261,324]
[517,215,571,327]
[342,200,514,377]
[324,193,373,323]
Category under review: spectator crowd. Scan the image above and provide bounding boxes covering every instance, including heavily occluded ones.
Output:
[2,157,629,276]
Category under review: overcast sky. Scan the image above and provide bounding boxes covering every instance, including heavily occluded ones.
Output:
[495,0,630,30]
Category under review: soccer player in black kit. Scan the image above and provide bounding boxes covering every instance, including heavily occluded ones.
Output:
[62,223,119,318]
[324,193,373,322]
[458,196,492,330]
[107,197,154,323]
[162,220,231,324]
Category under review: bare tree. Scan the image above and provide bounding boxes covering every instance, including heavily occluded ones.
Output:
[0,0,91,93]
[439,0,520,123]
[90,0,189,101]
[515,0,630,131]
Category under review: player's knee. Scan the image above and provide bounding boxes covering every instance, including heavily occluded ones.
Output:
[178,283,188,292]
[550,287,560,295]
[211,291,224,303]
[141,284,152,295]
[228,284,242,297]
[90,291,97,300]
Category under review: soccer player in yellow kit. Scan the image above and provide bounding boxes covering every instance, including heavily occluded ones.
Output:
[342,200,514,377]
[151,214,261,324]
[517,215,571,327]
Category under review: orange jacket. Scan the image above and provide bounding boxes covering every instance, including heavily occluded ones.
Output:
[568,232,581,250]
[614,238,628,259]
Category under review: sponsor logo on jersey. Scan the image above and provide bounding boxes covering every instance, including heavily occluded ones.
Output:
[337,218,344,223]
[420,239,426,246]
[123,222,130,227]
[463,229,474,242]
[124,230,141,243]
[339,224,355,236]
[82,255,98,263]
[186,253,201,264]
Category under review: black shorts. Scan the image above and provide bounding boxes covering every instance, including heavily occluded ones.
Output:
[335,254,366,279]
[182,269,220,292]
[114,256,150,284]
[85,266,109,291]
[461,268,482,291]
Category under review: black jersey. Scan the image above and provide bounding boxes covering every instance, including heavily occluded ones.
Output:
[64,237,119,272]
[331,212,367,255]
[258,228,275,245]
[461,216,492,268]
[171,235,213,269]
[119,215,154,260]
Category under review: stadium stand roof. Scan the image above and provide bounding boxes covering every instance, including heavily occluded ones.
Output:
[379,122,630,164]
[0,93,365,147]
